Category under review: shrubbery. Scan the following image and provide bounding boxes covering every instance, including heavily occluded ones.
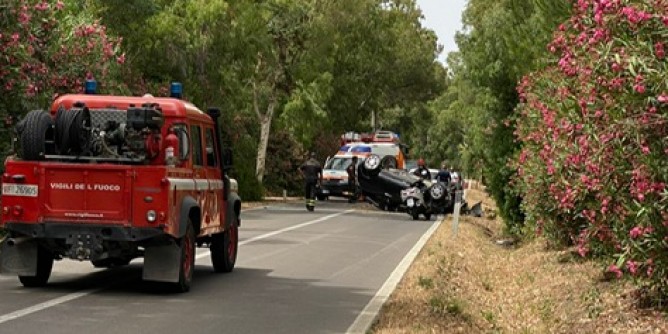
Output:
[515,0,668,293]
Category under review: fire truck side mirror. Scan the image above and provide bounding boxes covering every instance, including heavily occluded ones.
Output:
[222,148,233,172]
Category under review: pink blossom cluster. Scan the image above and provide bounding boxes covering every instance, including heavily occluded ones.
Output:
[513,0,668,288]
[0,0,124,103]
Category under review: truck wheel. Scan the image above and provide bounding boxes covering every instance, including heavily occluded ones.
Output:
[19,110,55,161]
[211,217,238,273]
[174,221,195,292]
[18,245,54,287]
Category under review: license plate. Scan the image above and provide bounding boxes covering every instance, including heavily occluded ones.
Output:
[2,183,38,197]
[406,198,415,207]
[321,189,330,194]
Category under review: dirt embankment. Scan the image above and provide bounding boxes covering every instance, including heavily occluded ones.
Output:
[371,189,668,334]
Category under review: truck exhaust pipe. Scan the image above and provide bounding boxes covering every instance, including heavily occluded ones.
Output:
[6,237,30,247]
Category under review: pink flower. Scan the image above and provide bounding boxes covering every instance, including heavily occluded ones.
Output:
[577,245,589,257]
[630,226,643,239]
[608,264,622,279]
[34,1,48,11]
[634,84,646,94]
[656,42,665,59]
[626,261,638,276]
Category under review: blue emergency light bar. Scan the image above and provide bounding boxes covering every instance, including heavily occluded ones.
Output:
[170,82,183,99]
[85,79,97,94]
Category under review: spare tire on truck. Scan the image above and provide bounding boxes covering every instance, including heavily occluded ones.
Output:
[19,110,55,161]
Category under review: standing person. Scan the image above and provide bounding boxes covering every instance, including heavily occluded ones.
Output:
[346,156,359,203]
[412,158,430,179]
[436,163,451,185]
[450,166,462,190]
[299,152,322,211]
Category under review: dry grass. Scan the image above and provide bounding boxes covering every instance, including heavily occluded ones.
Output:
[371,189,668,334]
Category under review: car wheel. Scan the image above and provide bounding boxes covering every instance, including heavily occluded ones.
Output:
[361,154,382,177]
[380,156,398,169]
[429,183,446,200]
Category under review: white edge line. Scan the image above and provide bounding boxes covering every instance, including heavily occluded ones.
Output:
[346,216,444,334]
[0,208,353,324]
[197,209,355,259]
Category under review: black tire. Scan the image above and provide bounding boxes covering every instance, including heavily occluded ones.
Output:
[380,155,398,169]
[306,205,315,212]
[411,209,420,221]
[18,245,54,287]
[211,218,238,273]
[55,107,91,155]
[429,183,446,201]
[361,154,382,177]
[316,194,327,201]
[19,110,55,161]
[424,213,432,221]
[173,221,195,293]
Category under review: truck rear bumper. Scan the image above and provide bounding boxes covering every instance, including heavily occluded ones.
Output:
[3,222,166,242]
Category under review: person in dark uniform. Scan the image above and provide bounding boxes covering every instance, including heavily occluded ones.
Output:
[436,163,451,184]
[346,156,359,203]
[299,152,322,210]
[412,158,430,179]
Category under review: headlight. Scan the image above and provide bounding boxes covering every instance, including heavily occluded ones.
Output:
[146,210,157,222]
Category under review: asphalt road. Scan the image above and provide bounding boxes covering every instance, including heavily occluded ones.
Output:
[0,201,441,334]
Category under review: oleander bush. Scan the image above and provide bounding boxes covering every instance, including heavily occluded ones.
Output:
[514,0,668,293]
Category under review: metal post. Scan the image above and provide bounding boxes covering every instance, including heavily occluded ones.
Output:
[452,190,463,238]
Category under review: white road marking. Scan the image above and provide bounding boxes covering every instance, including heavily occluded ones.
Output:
[0,290,100,324]
[0,208,353,324]
[346,216,443,334]
[196,209,354,260]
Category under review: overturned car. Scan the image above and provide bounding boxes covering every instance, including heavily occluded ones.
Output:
[357,154,460,219]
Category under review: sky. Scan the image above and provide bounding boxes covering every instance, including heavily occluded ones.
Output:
[416,0,467,63]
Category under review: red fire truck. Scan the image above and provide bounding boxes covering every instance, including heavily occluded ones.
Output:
[0,83,241,292]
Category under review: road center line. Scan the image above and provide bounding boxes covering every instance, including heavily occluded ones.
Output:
[0,208,354,324]
[197,209,354,259]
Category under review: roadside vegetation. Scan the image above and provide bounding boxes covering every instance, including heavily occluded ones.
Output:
[372,189,668,333]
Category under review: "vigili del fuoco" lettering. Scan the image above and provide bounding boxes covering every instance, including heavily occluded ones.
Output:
[49,183,121,192]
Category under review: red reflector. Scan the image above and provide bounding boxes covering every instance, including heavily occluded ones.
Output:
[2,207,10,215]
[11,205,23,217]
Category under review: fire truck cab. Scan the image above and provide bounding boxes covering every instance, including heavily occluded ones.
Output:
[0,85,240,292]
